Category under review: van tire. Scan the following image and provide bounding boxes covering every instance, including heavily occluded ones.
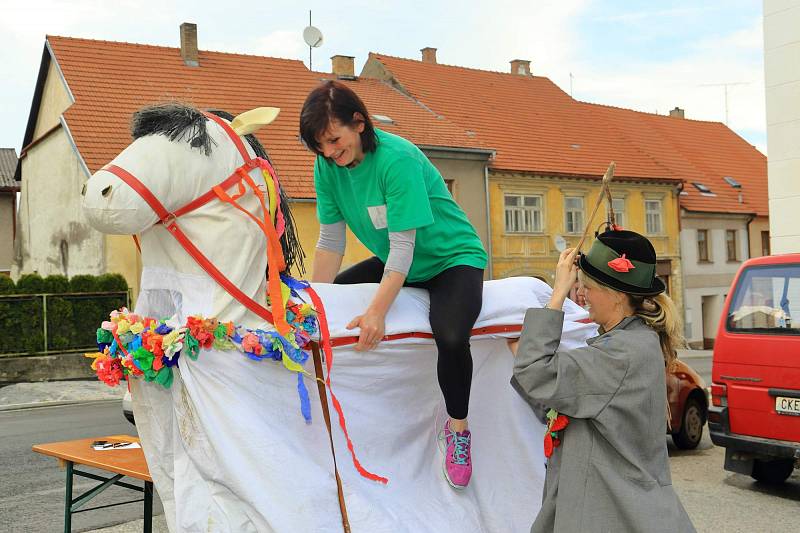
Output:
[751,459,794,484]
[672,397,704,450]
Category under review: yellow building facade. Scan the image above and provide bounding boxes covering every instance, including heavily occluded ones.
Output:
[489,172,683,310]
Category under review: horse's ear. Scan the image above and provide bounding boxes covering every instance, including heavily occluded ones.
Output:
[230,107,280,135]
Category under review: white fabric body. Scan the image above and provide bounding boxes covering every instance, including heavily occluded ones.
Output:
[81,114,597,532]
[132,273,597,533]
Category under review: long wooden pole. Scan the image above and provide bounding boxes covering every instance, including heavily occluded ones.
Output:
[574,162,616,253]
[311,342,351,532]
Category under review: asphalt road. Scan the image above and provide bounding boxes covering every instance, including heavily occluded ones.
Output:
[4,375,799,533]
[670,428,800,532]
[0,402,163,533]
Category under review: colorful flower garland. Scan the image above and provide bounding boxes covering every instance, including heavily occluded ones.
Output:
[85,279,320,422]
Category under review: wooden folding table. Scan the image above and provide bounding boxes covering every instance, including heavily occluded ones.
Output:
[32,434,153,533]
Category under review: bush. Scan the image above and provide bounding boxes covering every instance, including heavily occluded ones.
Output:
[15,273,45,294]
[43,275,70,294]
[96,273,129,292]
[0,276,14,294]
[0,273,129,355]
[69,274,98,293]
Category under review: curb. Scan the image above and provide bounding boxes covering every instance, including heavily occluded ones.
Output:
[678,352,713,360]
[0,398,122,412]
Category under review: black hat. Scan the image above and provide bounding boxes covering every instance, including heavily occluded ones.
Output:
[578,229,665,296]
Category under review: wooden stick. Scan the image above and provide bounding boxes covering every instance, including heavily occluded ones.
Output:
[575,162,616,253]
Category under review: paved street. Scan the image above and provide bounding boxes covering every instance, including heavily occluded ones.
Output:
[0,401,165,532]
[2,370,799,532]
[670,428,800,532]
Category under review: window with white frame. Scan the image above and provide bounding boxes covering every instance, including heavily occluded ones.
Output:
[564,196,584,234]
[612,197,625,228]
[504,194,543,233]
[645,199,663,235]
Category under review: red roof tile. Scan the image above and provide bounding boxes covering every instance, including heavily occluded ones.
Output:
[370,53,767,216]
[45,36,484,199]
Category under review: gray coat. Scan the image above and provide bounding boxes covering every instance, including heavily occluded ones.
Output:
[511,309,696,533]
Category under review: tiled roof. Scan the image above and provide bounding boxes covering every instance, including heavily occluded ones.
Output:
[44,36,484,199]
[0,148,19,189]
[370,54,767,216]
[583,103,768,216]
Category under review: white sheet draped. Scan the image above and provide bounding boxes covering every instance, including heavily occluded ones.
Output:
[131,275,596,532]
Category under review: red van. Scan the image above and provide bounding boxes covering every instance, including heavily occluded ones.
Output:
[709,253,800,484]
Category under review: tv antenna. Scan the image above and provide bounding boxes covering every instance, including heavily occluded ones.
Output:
[698,81,749,125]
[303,11,324,70]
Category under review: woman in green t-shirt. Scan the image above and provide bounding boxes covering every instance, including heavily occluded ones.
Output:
[300,80,488,489]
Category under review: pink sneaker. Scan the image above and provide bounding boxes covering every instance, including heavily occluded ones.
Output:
[441,420,472,489]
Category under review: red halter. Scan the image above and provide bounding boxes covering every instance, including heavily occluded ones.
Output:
[101,112,286,332]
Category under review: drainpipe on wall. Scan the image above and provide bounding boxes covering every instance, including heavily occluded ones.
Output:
[745,214,755,258]
[484,163,493,279]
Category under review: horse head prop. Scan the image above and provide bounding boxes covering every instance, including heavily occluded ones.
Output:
[81,103,304,328]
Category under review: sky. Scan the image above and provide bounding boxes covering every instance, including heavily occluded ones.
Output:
[0,0,766,155]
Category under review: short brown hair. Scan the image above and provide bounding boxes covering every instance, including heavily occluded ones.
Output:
[299,80,377,155]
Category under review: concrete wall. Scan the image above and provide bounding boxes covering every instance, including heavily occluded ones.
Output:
[14,128,104,279]
[33,58,71,137]
[0,193,15,274]
[680,211,751,347]
[764,0,800,253]
[489,172,681,293]
[13,54,106,281]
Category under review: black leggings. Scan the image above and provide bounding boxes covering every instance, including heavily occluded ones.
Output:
[334,257,484,420]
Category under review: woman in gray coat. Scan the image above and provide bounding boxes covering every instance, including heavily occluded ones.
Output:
[508,229,696,533]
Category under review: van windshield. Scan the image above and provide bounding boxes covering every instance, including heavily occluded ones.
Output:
[727,264,800,334]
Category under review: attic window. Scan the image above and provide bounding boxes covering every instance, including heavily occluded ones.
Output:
[692,182,716,196]
[570,144,581,149]
[371,114,394,125]
[723,176,742,189]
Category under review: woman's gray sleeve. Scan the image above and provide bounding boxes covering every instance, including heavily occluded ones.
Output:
[384,229,416,276]
[316,221,346,255]
[511,308,629,419]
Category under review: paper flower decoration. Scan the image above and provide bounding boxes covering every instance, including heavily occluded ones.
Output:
[608,253,635,273]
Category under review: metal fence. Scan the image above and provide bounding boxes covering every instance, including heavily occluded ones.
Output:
[0,291,129,357]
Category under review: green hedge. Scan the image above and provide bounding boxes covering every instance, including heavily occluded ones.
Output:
[0,273,129,355]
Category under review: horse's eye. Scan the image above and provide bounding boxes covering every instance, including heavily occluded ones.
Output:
[80,183,87,196]
[101,185,112,197]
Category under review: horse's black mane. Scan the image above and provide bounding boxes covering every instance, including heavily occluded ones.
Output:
[130,103,305,275]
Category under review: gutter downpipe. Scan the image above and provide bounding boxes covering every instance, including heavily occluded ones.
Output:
[484,163,493,279]
[745,213,755,258]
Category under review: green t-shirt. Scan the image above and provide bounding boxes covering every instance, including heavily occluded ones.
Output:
[314,129,487,282]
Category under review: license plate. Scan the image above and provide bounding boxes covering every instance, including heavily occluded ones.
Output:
[775,396,800,416]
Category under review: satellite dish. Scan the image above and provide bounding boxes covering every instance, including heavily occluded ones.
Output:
[553,235,567,252]
[303,26,324,48]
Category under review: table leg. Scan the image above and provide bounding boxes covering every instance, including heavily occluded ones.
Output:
[144,481,153,533]
[64,460,73,533]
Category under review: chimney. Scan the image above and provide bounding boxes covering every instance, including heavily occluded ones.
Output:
[510,59,531,76]
[421,47,437,64]
[180,22,199,66]
[669,107,685,119]
[331,55,355,78]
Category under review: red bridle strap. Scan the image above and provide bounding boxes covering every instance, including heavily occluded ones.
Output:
[203,112,253,163]
[101,163,275,324]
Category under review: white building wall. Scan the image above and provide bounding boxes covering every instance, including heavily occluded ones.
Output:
[765,0,800,253]
[13,129,104,279]
[680,212,750,347]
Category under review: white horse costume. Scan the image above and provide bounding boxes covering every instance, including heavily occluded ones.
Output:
[81,104,596,532]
